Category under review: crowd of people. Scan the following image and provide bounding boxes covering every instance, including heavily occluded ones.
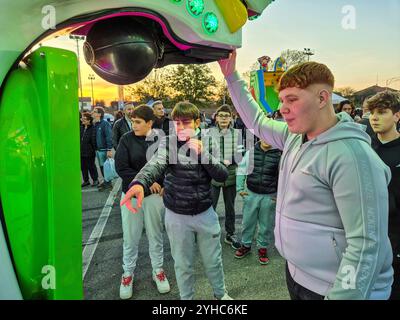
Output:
[79,53,399,300]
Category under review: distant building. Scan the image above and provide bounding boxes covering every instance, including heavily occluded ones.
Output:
[79,97,92,111]
[351,85,399,106]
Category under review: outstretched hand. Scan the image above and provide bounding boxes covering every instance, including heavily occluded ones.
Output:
[218,50,237,77]
[120,184,144,213]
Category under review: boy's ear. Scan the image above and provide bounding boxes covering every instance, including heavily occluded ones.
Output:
[394,111,400,123]
[194,118,201,128]
[319,89,330,108]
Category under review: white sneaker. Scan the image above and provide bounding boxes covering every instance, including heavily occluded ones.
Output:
[119,272,133,300]
[152,268,170,294]
[215,292,233,300]
[221,293,233,300]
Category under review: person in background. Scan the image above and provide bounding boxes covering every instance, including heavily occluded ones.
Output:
[209,104,244,250]
[80,112,99,187]
[151,100,170,136]
[235,140,281,265]
[338,100,355,119]
[366,90,400,300]
[358,97,375,137]
[115,110,124,122]
[92,106,113,191]
[113,103,135,150]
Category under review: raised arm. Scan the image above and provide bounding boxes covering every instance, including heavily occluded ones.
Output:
[219,50,290,150]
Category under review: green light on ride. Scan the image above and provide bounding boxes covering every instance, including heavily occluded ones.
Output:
[186,0,204,17]
[249,14,260,21]
[203,12,219,34]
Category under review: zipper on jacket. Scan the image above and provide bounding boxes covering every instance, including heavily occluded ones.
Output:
[276,136,304,257]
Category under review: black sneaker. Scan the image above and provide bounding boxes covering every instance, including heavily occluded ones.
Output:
[235,245,251,259]
[224,234,241,250]
[81,181,90,187]
[98,181,112,191]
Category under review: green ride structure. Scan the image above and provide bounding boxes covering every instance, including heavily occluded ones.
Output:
[0,0,276,299]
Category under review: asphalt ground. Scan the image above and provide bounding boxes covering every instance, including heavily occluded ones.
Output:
[82,177,290,300]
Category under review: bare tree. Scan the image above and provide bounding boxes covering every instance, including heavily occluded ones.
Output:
[166,64,217,104]
[127,68,172,103]
[335,87,356,98]
[280,49,307,68]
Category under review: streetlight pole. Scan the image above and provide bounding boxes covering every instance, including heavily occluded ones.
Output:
[69,34,85,111]
[88,74,95,107]
[303,48,315,62]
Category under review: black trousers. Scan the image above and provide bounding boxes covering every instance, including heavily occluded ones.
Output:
[285,262,325,300]
[390,254,400,300]
[81,156,98,183]
[211,184,236,235]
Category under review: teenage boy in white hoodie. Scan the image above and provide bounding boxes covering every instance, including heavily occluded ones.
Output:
[218,50,393,300]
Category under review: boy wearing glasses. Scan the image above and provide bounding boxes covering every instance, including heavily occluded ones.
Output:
[208,105,245,250]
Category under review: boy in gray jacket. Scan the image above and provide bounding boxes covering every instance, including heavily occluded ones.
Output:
[218,50,393,300]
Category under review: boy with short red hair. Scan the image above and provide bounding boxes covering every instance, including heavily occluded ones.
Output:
[219,51,393,300]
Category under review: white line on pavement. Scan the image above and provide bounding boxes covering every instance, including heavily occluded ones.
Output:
[82,178,121,280]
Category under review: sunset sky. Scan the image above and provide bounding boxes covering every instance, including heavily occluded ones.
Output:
[43,0,400,105]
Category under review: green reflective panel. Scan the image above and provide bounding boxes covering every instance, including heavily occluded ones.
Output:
[186,0,204,17]
[203,12,219,34]
[0,46,82,300]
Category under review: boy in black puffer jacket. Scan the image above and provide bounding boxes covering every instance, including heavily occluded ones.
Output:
[234,140,281,265]
[121,101,233,300]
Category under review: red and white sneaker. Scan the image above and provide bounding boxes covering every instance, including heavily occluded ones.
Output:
[258,248,269,265]
[152,268,170,294]
[119,272,133,299]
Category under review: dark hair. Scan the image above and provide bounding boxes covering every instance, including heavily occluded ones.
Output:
[131,104,155,122]
[94,107,105,119]
[278,61,335,91]
[151,100,163,108]
[171,101,200,120]
[216,104,233,116]
[338,100,353,112]
[115,110,124,121]
[82,112,93,124]
[366,90,400,114]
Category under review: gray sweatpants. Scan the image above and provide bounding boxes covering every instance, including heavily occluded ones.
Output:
[120,193,165,275]
[165,206,226,300]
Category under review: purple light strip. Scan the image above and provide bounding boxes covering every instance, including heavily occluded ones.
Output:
[69,11,193,51]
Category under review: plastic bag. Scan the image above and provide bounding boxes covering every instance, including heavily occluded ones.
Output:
[103,158,119,181]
